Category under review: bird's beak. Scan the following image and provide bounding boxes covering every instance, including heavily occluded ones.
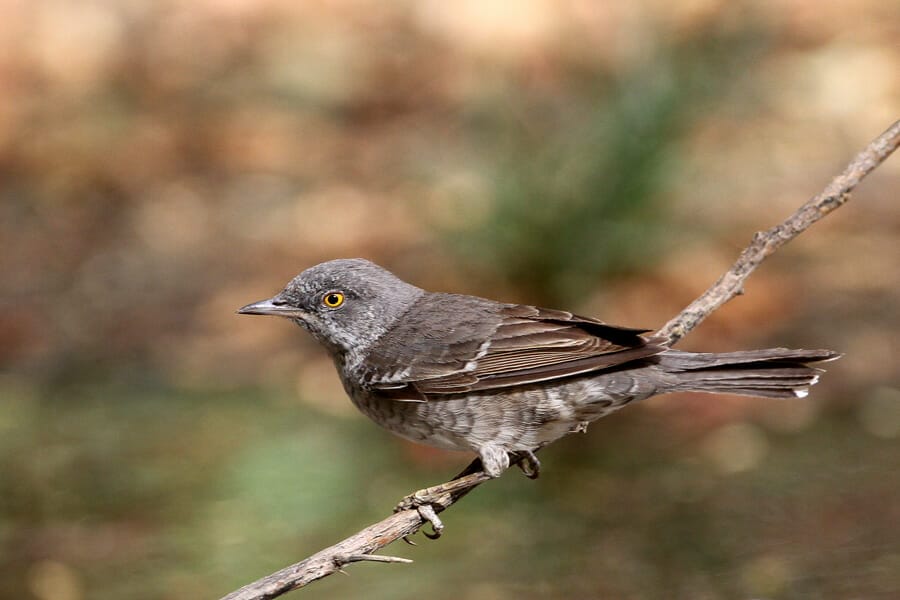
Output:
[237,296,306,319]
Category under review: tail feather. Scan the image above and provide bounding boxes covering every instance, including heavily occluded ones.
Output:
[659,348,840,399]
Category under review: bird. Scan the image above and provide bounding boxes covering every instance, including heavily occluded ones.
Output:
[238,258,839,478]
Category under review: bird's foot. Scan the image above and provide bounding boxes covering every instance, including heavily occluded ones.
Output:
[394,472,489,513]
[511,449,541,479]
[570,421,589,434]
[395,472,489,541]
[416,504,444,540]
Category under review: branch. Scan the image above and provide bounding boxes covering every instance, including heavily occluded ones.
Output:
[219,510,423,600]
[220,463,496,600]
[219,120,899,600]
[657,119,900,345]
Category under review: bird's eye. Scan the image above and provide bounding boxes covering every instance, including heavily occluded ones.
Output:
[322,292,345,308]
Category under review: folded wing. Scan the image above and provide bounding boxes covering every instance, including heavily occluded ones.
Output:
[365,299,665,400]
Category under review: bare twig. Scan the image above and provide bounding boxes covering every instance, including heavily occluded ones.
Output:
[337,553,414,565]
[220,510,423,600]
[657,119,900,345]
[219,120,899,600]
[220,459,495,600]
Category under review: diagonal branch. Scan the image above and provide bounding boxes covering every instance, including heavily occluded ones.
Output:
[219,120,899,600]
[220,463,494,600]
[657,119,900,345]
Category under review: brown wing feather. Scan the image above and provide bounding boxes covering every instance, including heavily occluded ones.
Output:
[368,298,665,399]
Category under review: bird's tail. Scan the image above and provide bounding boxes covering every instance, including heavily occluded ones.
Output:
[658,348,841,399]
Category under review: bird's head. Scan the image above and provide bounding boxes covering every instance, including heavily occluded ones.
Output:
[238,258,424,356]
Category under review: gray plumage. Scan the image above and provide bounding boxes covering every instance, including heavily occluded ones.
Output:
[238,258,839,477]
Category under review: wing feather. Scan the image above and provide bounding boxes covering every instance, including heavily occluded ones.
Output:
[364,294,665,400]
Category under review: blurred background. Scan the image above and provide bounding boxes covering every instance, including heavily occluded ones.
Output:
[1,1,898,598]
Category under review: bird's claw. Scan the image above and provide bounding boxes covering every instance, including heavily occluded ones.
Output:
[513,449,541,479]
[570,421,589,434]
[417,504,444,539]
[394,471,490,541]
[396,497,444,540]
[394,487,449,541]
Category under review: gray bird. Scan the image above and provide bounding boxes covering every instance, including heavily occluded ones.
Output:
[238,258,838,478]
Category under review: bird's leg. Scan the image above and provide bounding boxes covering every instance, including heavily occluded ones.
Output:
[511,449,541,479]
[396,471,491,541]
[396,445,540,515]
[395,446,540,540]
[416,504,444,540]
[395,447,509,539]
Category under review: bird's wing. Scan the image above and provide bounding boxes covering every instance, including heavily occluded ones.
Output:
[364,297,666,400]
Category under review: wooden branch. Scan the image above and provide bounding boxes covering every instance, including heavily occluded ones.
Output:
[657,119,900,345]
[221,465,494,600]
[220,511,423,600]
[219,120,899,600]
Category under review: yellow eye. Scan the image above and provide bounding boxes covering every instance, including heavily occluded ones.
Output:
[322,292,344,308]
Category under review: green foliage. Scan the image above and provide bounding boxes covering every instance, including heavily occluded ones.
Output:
[1,3,894,599]
[450,26,766,305]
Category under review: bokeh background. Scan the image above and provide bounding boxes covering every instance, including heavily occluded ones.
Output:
[1,1,898,599]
